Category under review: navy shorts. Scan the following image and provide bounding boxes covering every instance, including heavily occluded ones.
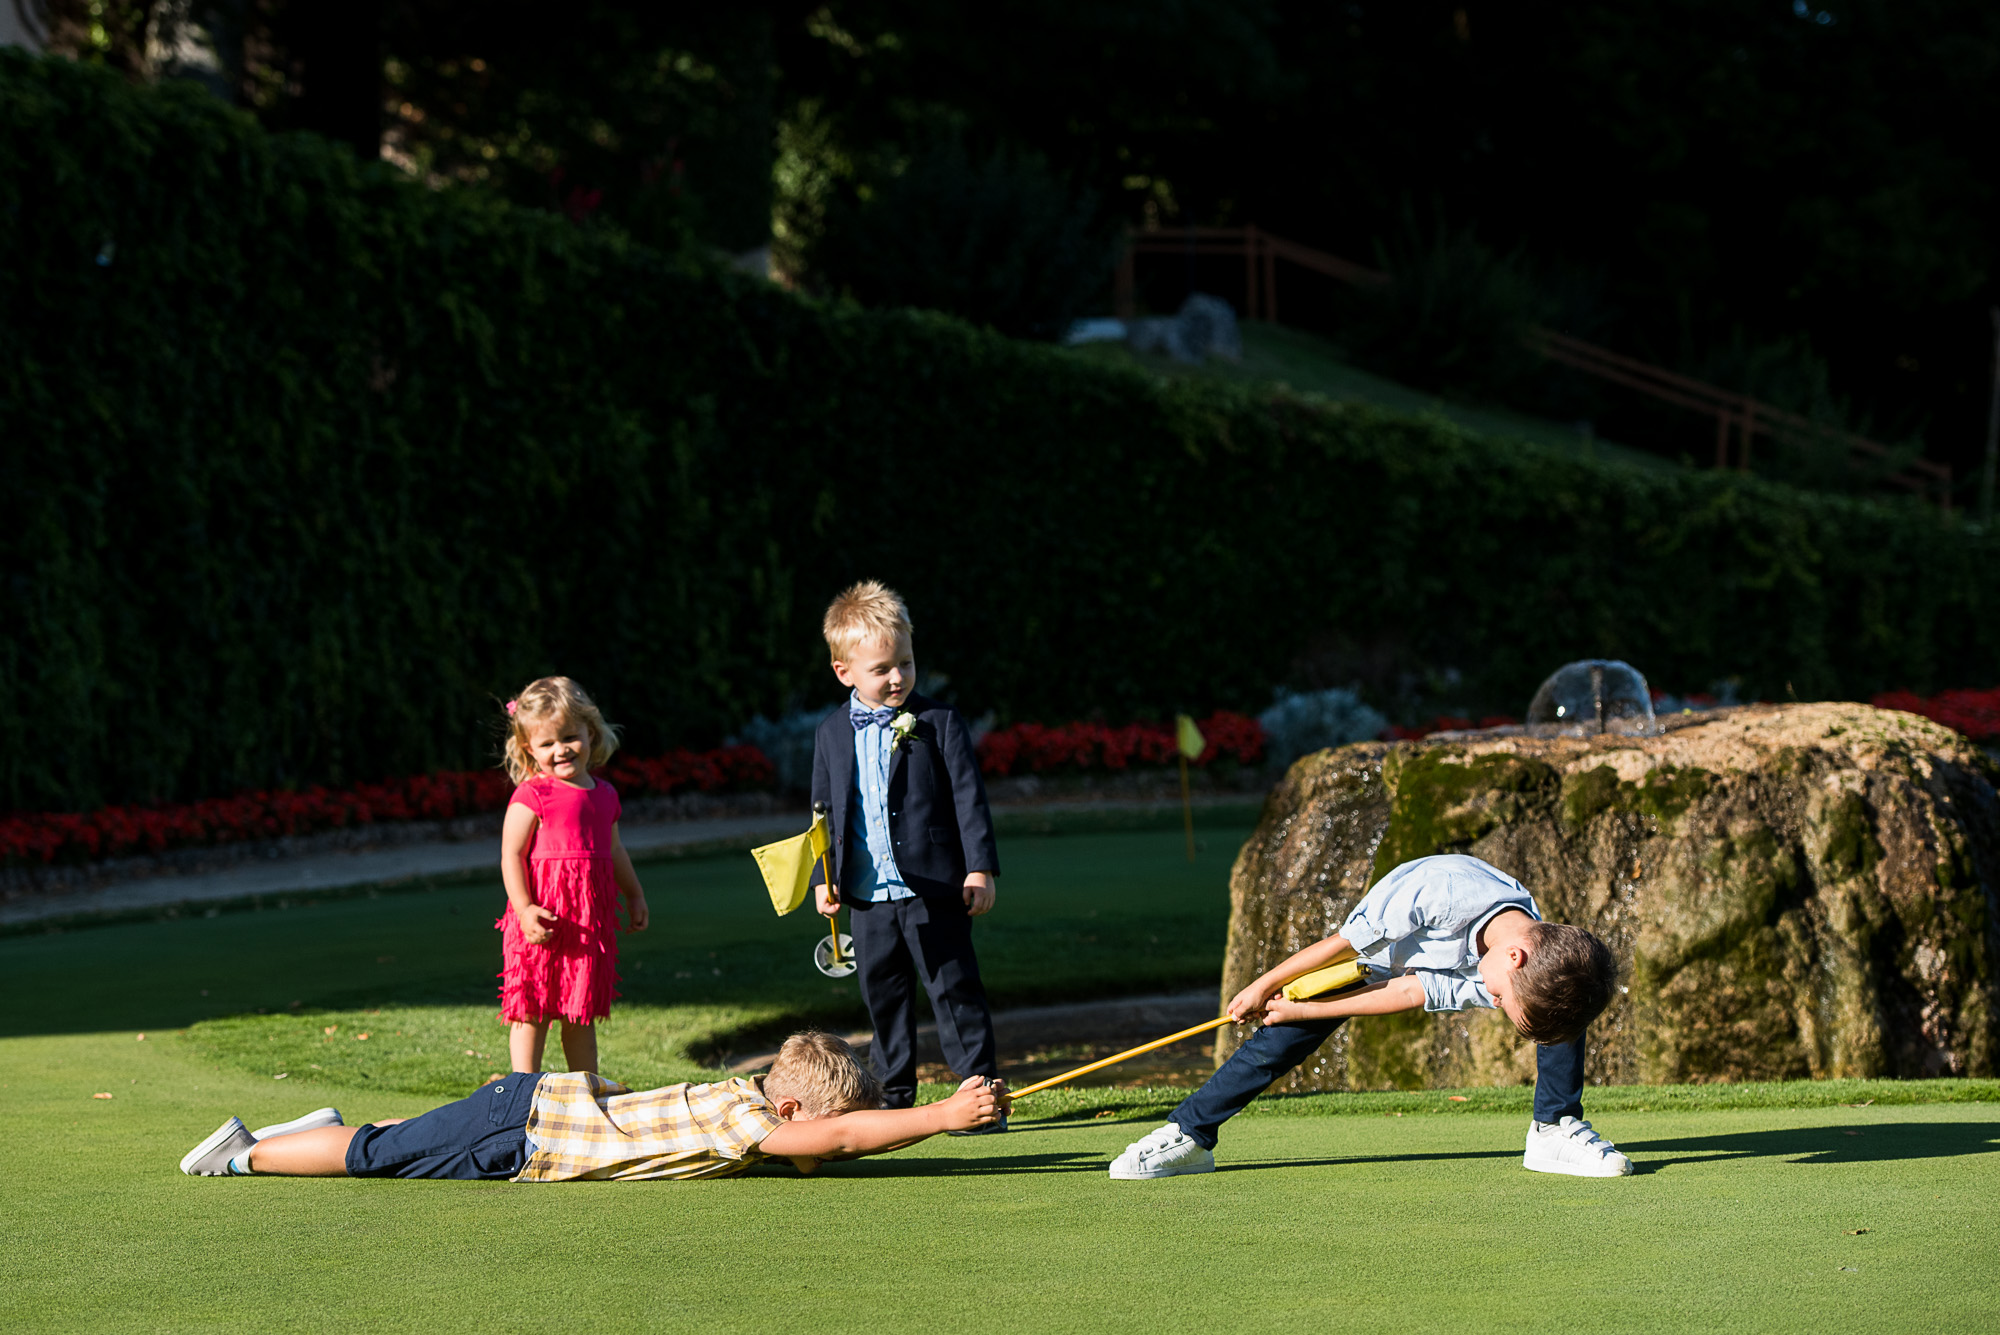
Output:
[345,1073,545,1180]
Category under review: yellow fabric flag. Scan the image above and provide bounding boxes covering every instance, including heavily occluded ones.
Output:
[1175,713,1206,762]
[749,812,832,916]
[1281,954,1371,1001]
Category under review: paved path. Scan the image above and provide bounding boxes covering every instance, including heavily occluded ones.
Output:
[0,813,805,929]
[0,797,1260,929]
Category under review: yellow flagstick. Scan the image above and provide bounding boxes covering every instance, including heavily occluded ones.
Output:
[1174,714,1205,862]
[1008,955,1369,1101]
[1011,1017,1232,1100]
[1178,753,1195,862]
[813,801,841,966]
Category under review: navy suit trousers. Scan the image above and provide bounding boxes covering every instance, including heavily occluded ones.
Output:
[849,894,998,1107]
[1168,1018,1588,1148]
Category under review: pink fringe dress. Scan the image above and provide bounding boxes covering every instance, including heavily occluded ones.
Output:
[496,776,623,1025]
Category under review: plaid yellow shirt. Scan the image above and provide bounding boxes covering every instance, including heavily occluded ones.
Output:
[515,1073,785,1182]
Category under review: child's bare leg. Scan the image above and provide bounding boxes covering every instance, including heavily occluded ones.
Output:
[509,1019,549,1073]
[559,1020,597,1073]
[246,1125,361,1176]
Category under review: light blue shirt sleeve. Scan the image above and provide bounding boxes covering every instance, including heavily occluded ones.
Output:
[1416,969,1493,1012]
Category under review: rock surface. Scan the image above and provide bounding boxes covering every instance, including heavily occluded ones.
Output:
[1215,703,2000,1090]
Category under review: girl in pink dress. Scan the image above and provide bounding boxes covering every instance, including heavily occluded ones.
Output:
[496,676,649,1075]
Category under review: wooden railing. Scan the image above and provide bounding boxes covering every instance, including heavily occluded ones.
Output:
[1116,225,1951,509]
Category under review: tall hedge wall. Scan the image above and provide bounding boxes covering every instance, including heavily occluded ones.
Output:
[3,52,1997,812]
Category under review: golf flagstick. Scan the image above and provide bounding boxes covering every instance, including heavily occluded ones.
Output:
[1174,714,1204,862]
[1005,954,1371,1101]
[813,800,841,968]
[1008,1017,1232,1100]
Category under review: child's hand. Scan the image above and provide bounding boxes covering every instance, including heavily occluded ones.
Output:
[514,902,557,945]
[625,892,649,932]
[815,883,840,918]
[962,871,997,916]
[1259,995,1312,1026]
[1226,980,1277,1023]
[938,1075,1005,1132]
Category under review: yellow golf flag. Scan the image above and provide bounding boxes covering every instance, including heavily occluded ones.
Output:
[1175,713,1206,762]
[1281,953,1371,1001]
[749,812,831,916]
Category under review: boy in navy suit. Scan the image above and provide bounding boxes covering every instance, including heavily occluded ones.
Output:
[810,581,1003,1121]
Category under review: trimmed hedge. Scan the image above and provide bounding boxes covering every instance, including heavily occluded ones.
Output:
[4,52,1999,812]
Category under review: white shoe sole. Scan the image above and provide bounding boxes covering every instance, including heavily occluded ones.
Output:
[1109,1158,1216,1180]
[252,1107,343,1139]
[180,1118,248,1175]
[1523,1153,1632,1178]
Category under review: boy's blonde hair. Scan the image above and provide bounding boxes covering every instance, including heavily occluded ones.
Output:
[764,1031,883,1117]
[501,676,620,784]
[823,580,913,662]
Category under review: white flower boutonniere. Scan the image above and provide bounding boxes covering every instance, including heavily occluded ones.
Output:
[889,711,920,751]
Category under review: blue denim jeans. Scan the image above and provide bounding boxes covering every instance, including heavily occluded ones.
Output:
[1168,1018,1587,1149]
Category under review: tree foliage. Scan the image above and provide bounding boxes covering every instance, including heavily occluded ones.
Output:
[4,54,1997,813]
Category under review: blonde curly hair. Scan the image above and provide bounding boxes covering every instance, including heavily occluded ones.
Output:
[501,676,620,784]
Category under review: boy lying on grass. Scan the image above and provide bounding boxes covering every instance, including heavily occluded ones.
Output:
[180,1032,1007,1181]
[1112,853,1627,1180]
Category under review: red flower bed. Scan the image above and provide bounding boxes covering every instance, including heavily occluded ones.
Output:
[976,711,1265,777]
[1871,688,2000,742]
[0,744,776,868]
[1381,715,1519,742]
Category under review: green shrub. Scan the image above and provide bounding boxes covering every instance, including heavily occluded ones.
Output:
[807,126,1116,340]
[3,51,1998,813]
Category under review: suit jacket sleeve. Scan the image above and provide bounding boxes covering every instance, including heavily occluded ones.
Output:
[939,708,1000,876]
[809,718,832,890]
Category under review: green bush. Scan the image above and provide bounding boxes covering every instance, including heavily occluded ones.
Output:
[807,126,1116,340]
[3,51,1998,813]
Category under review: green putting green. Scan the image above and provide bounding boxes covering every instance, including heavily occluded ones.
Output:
[4,828,1998,1332]
[4,828,1246,1094]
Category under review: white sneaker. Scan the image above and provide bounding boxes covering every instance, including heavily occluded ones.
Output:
[1109,1122,1216,1180]
[1524,1117,1633,1177]
[180,1117,257,1176]
[251,1107,343,1140]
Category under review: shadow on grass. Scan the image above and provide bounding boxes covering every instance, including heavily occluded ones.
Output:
[1626,1122,2000,1171]
[815,1148,1522,1178]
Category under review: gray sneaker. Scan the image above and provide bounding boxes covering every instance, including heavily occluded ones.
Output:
[180,1117,257,1176]
[251,1107,343,1139]
[1523,1117,1634,1177]
[1109,1121,1216,1179]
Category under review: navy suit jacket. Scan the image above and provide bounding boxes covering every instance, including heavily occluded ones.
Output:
[809,692,1001,898]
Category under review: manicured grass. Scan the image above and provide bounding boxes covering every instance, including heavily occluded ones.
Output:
[4,828,1247,1093]
[4,1029,1997,1334]
[1071,321,1674,472]
[9,827,2000,1332]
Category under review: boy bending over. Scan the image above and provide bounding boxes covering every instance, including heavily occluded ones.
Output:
[181,1033,1006,1181]
[1112,854,1630,1180]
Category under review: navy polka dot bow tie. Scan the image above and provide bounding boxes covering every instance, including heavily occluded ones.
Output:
[850,705,898,730]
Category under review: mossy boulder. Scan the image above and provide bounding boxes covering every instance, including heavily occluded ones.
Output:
[1215,703,2000,1091]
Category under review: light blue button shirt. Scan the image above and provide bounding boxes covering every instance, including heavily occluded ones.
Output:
[1339,854,1541,1012]
[845,691,913,902]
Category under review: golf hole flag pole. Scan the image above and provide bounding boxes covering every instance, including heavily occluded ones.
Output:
[1175,714,1204,861]
[748,804,854,978]
[1007,949,1371,1099]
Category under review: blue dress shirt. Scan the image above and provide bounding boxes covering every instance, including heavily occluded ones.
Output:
[845,691,914,902]
[1339,854,1542,1012]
